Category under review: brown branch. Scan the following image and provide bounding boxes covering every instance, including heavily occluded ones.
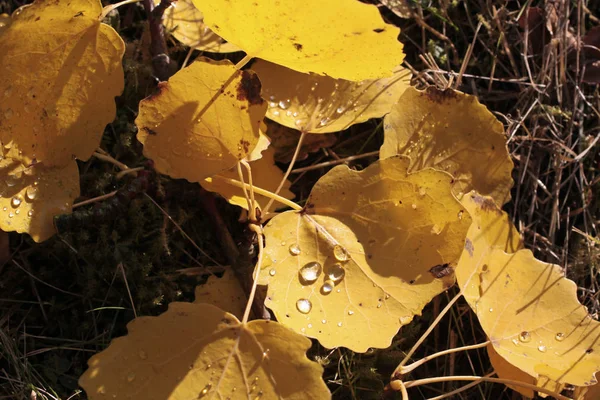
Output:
[141,0,176,81]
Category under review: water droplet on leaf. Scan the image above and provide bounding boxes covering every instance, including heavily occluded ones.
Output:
[333,245,349,261]
[321,280,334,294]
[288,243,301,255]
[296,298,312,314]
[299,262,321,283]
[518,331,531,343]
[328,263,345,282]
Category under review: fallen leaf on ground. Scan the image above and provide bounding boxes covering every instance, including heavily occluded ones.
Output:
[163,0,240,53]
[79,302,331,399]
[259,156,471,351]
[0,159,79,242]
[193,0,405,81]
[253,59,411,133]
[0,0,125,167]
[381,87,514,205]
[136,58,267,182]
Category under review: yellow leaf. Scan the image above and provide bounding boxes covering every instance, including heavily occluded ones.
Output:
[193,0,405,81]
[202,145,293,210]
[79,302,331,399]
[381,87,514,205]
[581,378,600,399]
[258,157,471,351]
[163,0,240,53]
[488,343,535,398]
[264,121,337,163]
[457,194,600,387]
[0,159,79,242]
[253,59,411,133]
[0,13,10,35]
[136,58,267,182]
[193,270,246,319]
[0,0,125,167]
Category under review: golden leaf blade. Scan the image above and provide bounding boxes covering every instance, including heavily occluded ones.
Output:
[259,157,471,351]
[193,270,247,320]
[0,0,125,167]
[253,59,411,133]
[136,58,267,182]
[79,303,331,399]
[193,0,405,81]
[381,87,514,205]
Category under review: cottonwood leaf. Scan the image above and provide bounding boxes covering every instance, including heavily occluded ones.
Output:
[253,59,411,133]
[202,145,293,211]
[258,156,471,351]
[381,87,514,205]
[0,0,125,167]
[457,194,600,387]
[79,302,331,399]
[264,121,337,163]
[0,159,79,242]
[136,58,267,182]
[163,0,240,53]
[192,0,405,81]
[193,270,246,319]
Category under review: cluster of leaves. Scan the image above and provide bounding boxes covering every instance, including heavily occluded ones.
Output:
[1,0,599,399]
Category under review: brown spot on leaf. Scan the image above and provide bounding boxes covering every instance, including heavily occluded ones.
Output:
[429,263,453,278]
[424,86,458,104]
[465,238,474,257]
[236,70,263,106]
[470,193,502,214]
[293,43,303,51]
[373,28,385,33]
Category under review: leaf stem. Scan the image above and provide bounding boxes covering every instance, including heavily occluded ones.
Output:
[212,175,302,211]
[241,223,264,324]
[235,54,254,70]
[398,341,490,375]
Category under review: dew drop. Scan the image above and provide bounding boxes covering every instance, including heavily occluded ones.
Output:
[27,210,33,217]
[272,110,280,117]
[555,332,565,342]
[299,262,321,284]
[333,245,349,261]
[384,294,390,300]
[327,263,345,282]
[5,175,18,187]
[268,101,277,108]
[8,212,13,218]
[2,207,6,211]
[296,298,312,314]
[126,372,136,382]
[418,187,427,196]
[458,210,464,220]
[411,204,417,210]
[518,331,531,343]
[336,106,345,114]
[288,243,301,256]
[488,308,494,313]
[511,338,520,346]
[294,119,304,128]
[348,310,354,315]
[198,383,212,397]
[321,319,327,324]
[25,186,37,200]
[269,269,276,276]
[538,345,547,353]
[337,322,342,327]
[307,323,313,329]
[14,209,19,215]
[278,99,291,110]
[377,302,382,308]
[11,197,21,208]
[321,280,334,294]
[319,117,330,127]
[97,387,106,395]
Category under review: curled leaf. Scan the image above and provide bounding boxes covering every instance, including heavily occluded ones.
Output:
[259,157,471,351]
[193,0,405,81]
[79,302,331,399]
[136,58,267,182]
[253,59,411,133]
[163,0,240,53]
[381,87,514,205]
[0,159,79,242]
[0,0,125,167]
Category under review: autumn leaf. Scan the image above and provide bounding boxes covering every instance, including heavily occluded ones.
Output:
[0,159,79,242]
[193,0,405,81]
[79,303,331,399]
[0,0,125,167]
[264,121,337,163]
[202,144,293,211]
[193,270,247,319]
[258,156,471,351]
[163,0,240,53]
[488,343,536,398]
[253,59,411,133]
[136,58,267,182]
[457,193,600,387]
[381,87,514,205]
[0,13,10,35]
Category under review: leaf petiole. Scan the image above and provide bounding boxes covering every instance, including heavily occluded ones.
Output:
[212,175,302,211]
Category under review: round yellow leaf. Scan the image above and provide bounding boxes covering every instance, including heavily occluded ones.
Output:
[136,58,267,182]
[381,87,514,205]
[192,0,405,81]
[164,0,240,53]
[202,145,293,210]
[253,59,411,133]
[193,270,247,319]
[258,157,471,351]
[0,0,125,167]
[79,302,331,399]
[0,159,79,242]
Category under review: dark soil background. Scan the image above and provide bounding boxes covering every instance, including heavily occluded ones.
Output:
[0,0,599,399]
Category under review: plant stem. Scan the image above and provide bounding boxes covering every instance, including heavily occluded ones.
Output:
[399,341,490,375]
[141,0,175,81]
[212,175,302,211]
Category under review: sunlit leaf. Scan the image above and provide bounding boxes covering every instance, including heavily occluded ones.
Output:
[381,87,514,205]
[79,302,331,399]
[457,193,600,387]
[193,0,405,81]
[164,0,240,53]
[193,270,246,319]
[253,59,411,133]
[136,58,267,182]
[0,159,79,242]
[202,145,293,211]
[0,0,125,167]
[258,156,471,351]
[264,121,337,163]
